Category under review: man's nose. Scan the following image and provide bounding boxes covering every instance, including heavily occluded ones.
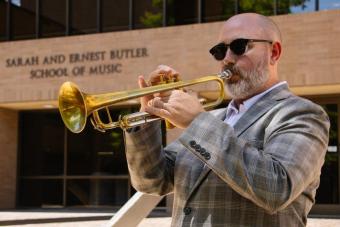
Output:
[222,49,236,65]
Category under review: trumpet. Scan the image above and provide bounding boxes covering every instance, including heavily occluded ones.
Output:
[58,69,232,133]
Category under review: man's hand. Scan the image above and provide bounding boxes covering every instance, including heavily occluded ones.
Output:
[145,89,205,129]
[139,65,179,112]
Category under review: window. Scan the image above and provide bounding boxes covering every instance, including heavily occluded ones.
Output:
[167,0,198,26]
[70,0,97,35]
[18,107,167,208]
[66,179,129,206]
[40,0,66,38]
[19,179,63,207]
[102,0,129,32]
[11,0,36,40]
[305,97,340,215]
[316,104,339,204]
[202,0,235,23]
[66,118,128,176]
[20,111,64,176]
[0,0,7,41]
[4,0,337,42]
[238,0,275,16]
[134,0,163,29]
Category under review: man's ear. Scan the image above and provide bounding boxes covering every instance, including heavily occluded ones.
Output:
[270,42,281,65]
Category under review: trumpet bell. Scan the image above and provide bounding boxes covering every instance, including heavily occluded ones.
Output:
[58,82,87,133]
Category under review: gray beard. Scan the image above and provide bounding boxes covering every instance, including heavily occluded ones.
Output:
[225,60,270,100]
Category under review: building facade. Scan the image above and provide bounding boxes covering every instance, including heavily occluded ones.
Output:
[1,0,340,216]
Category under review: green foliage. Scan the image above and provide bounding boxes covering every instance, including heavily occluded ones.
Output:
[140,0,310,27]
[140,0,164,28]
[140,11,163,27]
[109,130,122,150]
[239,0,274,15]
[151,0,163,8]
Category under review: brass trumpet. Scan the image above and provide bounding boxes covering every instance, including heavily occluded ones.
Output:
[58,69,232,133]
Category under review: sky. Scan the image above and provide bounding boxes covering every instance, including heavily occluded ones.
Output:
[291,0,340,13]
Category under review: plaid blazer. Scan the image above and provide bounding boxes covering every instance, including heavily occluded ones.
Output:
[124,84,330,227]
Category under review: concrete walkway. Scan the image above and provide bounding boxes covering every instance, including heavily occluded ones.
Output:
[0,210,340,226]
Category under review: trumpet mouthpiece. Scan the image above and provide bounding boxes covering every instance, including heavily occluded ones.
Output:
[220,69,233,80]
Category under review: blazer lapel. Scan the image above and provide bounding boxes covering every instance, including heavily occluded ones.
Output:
[233,83,291,136]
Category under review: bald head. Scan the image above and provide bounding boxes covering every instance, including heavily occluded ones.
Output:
[217,13,282,100]
[220,13,281,43]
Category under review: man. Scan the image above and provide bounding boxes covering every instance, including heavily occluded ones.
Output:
[124,13,330,226]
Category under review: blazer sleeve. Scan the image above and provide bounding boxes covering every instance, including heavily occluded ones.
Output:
[124,121,176,196]
[178,99,330,214]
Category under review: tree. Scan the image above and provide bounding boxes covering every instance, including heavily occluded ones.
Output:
[140,0,310,27]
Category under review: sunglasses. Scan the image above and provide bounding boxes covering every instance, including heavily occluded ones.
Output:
[209,38,273,61]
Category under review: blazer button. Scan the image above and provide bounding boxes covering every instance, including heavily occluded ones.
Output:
[204,152,211,160]
[194,144,201,152]
[199,147,206,155]
[189,140,196,147]
[183,207,192,215]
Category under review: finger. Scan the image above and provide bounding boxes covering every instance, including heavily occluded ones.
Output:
[144,105,171,119]
[158,65,179,76]
[185,89,199,98]
[138,75,148,88]
[149,65,180,85]
[151,98,178,115]
[151,97,165,109]
[149,71,168,85]
[172,73,180,82]
[148,94,170,105]
[158,68,180,83]
[147,97,165,108]
[147,98,155,107]
[170,89,185,98]
[148,68,166,85]
[139,75,153,112]
[154,90,172,98]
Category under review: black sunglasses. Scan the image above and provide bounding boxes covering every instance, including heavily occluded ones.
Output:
[209,38,273,61]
